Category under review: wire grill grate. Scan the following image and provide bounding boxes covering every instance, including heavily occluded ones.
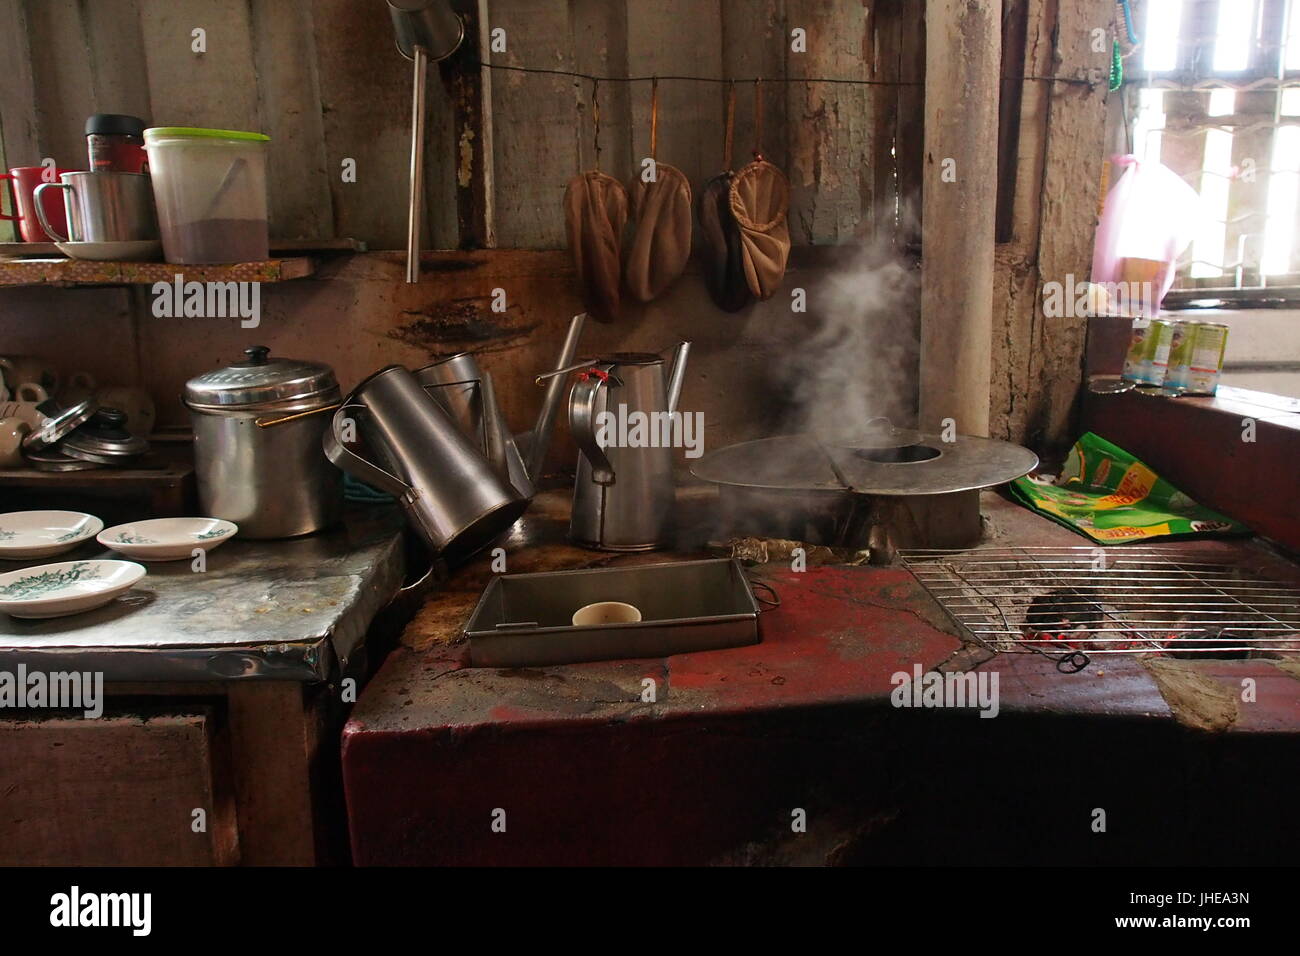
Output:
[899,547,1300,663]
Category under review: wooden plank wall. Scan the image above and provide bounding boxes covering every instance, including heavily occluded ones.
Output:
[990,0,1113,449]
[0,0,914,250]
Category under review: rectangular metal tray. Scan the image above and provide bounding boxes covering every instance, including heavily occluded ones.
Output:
[463,558,762,668]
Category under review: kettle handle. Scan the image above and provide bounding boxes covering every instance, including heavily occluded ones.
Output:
[322,403,416,501]
[569,366,616,485]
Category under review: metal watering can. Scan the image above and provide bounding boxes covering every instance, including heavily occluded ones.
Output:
[323,314,585,563]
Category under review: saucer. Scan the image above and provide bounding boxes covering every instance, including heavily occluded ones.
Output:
[98,517,238,561]
[0,510,103,559]
[55,240,162,262]
[0,559,146,618]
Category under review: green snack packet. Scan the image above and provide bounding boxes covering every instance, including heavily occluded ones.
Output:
[1008,432,1248,544]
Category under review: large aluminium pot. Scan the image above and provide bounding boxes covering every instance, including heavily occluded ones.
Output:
[184,346,343,538]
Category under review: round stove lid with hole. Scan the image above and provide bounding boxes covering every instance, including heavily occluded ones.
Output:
[691,433,1039,496]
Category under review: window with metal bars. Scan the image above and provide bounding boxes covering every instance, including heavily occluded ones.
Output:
[1125,0,1300,296]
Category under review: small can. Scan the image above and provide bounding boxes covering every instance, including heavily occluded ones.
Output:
[1162,319,1200,394]
[1184,322,1229,395]
[1121,320,1152,384]
[1141,318,1176,385]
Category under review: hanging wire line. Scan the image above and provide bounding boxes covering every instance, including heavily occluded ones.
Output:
[467,59,1096,88]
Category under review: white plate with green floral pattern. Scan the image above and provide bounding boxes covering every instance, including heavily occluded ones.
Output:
[97,517,238,562]
[0,511,103,560]
[0,559,146,618]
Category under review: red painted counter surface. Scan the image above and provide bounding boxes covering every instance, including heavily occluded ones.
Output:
[342,491,1300,866]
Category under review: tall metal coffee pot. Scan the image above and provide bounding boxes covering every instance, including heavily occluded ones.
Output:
[323,314,586,564]
[568,343,690,551]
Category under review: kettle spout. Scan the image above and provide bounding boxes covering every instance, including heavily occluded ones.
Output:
[522,312,587,481]
[665,341,691,415]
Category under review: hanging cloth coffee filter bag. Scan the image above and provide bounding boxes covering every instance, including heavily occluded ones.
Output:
[729,79,791,300]
[697,82,752,312]
[564,79,628,322]
[624,78,693,302]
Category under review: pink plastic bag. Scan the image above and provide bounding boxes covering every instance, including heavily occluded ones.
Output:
[1091,155,1203,311]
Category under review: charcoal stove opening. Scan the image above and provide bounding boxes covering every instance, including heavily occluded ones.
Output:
[853,443,942,464]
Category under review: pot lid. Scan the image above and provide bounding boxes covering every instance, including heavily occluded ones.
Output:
[184,346,339,409]
[60,408,150,463]
[23,446,102,472]
[21,398,98,452]
[86,113,147,137]
[691,433,1039,497]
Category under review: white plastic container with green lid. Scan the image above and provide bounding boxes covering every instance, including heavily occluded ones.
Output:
[144,127,271,264]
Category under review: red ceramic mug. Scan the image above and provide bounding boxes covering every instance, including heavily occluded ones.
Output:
[1,165,75,242]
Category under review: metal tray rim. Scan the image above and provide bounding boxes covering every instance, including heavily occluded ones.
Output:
[461,557,761,638]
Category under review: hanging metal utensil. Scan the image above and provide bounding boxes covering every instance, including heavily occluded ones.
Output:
[387,1,466,284]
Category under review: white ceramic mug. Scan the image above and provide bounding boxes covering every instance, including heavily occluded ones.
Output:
[14,382,49,404]
[0,356,59,397]
[572,601,643,627]
[0,416,30,468]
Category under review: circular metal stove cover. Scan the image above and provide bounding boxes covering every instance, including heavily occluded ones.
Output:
[818,416,923,450]
[690,433,1039,497]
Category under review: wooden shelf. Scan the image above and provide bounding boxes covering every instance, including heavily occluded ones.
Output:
[0,237,365,258]
[0,454,194,518]
[0,256,316,288]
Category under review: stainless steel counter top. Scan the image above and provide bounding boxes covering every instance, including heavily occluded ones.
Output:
[0,506,407,682]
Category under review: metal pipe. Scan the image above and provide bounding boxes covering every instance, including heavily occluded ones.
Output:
[664,341,691,415]
[534,358,599,385]
[525,312,587,481]
[405,44,429,283]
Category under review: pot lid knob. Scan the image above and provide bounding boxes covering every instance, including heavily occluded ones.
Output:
[91,407,129,430]
[241,346,271,366]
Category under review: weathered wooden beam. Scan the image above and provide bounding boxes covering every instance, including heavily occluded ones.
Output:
[440,0,494,249]
[919,0,1001,437]
[995,0,1029,243]
[1029,0,1114,451]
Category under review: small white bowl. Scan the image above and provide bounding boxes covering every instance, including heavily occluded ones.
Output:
[98,517,238,562]
[0,559,146,619]
[572,601,643,627]
[0,511,103,560]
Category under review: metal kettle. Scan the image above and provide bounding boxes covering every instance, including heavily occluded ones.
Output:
[568,343,691,551]
[323,364,528,566]
[413,312,587,497]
